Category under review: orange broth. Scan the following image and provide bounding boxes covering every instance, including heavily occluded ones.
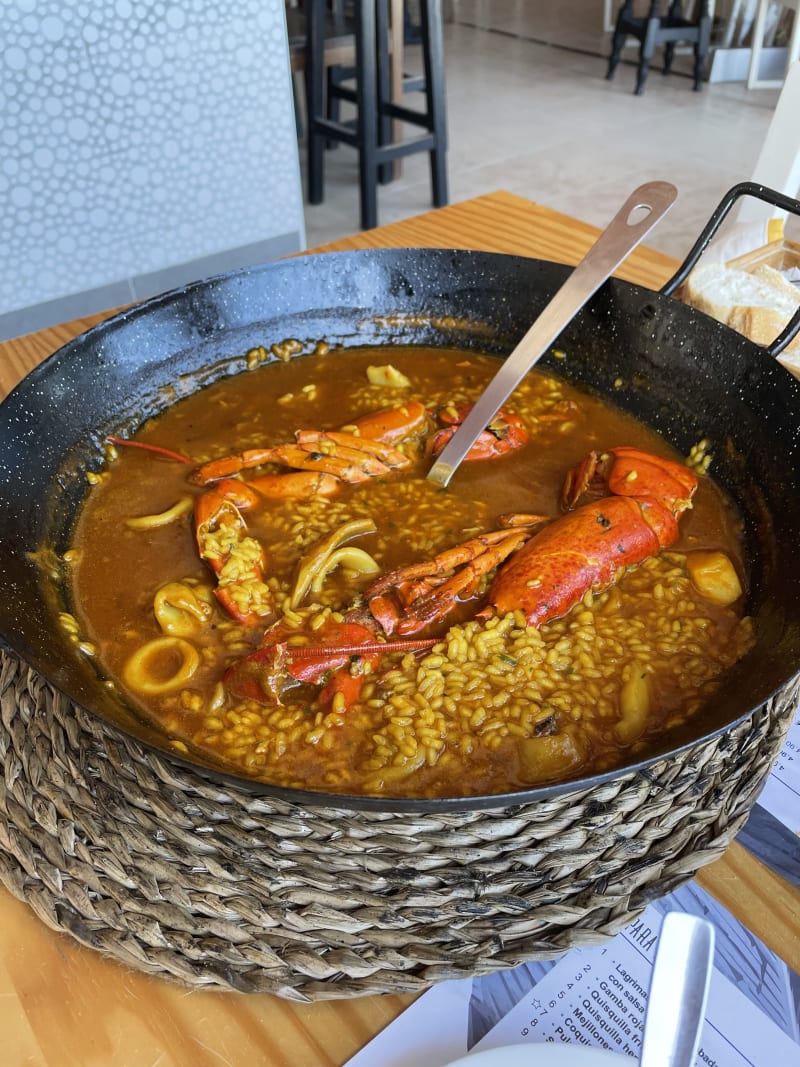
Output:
[65,347,753,798]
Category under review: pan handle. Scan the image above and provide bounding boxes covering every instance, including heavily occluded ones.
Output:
[660,181,800,359]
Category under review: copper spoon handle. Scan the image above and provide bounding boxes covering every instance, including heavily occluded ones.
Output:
[426,180,677,488]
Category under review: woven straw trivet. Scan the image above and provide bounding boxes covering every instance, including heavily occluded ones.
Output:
[0,650,796,1001]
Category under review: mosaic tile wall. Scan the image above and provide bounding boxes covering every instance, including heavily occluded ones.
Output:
[1,0,305,339]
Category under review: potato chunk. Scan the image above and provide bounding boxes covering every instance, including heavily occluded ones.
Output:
[366,364,412,388]
[517,730,584,783]
[686,551,743,606]
[616,662,651,743]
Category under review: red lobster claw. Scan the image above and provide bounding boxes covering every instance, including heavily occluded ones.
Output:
[224,619,436,710]
[429,403,529,461]
[488,447,699,629]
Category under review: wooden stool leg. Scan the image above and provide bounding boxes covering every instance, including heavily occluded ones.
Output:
[666,0,684,67]
[376,0,394,186]
[694,9,712,91]
[606,1,632,79]
[663,41,675,75]
[356,1,379,230]
[307,0,326,205]
[635,17,659,94]
[664,5,682,78]
[305,0,448,229]
[326,66,344,150]
[421,0,448,208]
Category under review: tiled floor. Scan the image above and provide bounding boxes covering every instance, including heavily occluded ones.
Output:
[301,1,783,263]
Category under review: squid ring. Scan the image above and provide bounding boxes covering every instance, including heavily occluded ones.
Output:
[123,636,200,695]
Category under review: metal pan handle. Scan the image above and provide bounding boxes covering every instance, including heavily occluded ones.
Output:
[660,181,800,359]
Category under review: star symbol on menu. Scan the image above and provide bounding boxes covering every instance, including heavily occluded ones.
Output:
[532,998,542,1010]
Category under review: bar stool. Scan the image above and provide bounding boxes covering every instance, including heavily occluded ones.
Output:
[305,0,448,230]
[606,1,712,95]
[285,3,356,139]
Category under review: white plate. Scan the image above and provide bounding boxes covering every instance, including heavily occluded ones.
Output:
[442,1044,629,1067]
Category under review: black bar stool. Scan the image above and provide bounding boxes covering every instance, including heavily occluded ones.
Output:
[305,0,448,230]
[606,1,712,95]
[286,4,356,140]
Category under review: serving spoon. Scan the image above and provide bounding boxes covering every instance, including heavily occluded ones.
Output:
[426,180,678,488]
[639,912,715,1067]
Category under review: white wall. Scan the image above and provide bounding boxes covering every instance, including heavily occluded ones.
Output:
[1,0,305,341]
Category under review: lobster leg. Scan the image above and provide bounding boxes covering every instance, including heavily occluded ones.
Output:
[190,403,428,485]
[190,448,280,485]
[364,527,535,636]
[246,472,341,499]
[295,430,411,470]
[192,443,389,485]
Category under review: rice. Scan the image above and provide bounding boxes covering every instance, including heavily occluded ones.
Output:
[74,348,755,800]
[182,552,753,799]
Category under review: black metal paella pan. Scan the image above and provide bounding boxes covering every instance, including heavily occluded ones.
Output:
[2,181,800,813]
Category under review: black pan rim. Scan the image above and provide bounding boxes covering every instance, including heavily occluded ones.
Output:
[2,246,799,813]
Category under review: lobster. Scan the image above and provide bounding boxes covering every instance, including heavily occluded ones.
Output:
[188,400,528,486]
[111,397,531,665]
[487,446,698,628]
[188,400,528,625]
[223,446,698,709]
[110,395,699,713]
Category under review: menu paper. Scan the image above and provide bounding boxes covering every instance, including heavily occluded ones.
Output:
[345,883,800,1067]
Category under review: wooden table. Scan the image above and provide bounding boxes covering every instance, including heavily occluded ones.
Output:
[1,191,798,1066]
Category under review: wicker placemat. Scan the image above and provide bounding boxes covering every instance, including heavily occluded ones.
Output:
[0,650,796,1001]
